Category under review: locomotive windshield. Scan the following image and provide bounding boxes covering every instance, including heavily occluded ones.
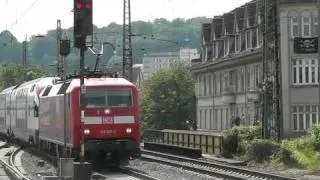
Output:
[84,89,132,108]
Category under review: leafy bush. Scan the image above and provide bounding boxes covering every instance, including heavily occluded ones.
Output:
[307,124,320,151]
[246,139,280,163]
[276,135,320,171]
[222,125,261,157]
[222,132,238,157]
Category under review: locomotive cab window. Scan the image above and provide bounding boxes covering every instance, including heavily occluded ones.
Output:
[84,89,132,108]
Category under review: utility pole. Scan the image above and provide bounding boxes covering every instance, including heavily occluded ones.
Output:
[22,37,27,67]
[317,0,320,128]
[59,39,70,158]
[57,20,62,77]
[123,0,133,82]
[261,0,282,140]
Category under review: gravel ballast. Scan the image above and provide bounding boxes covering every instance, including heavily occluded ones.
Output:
[127,159,222,180]
[20,150,57,179]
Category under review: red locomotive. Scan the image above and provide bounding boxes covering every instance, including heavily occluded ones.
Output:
[0,76,140,166]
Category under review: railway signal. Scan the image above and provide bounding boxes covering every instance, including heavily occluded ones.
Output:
[74,0,93,48]
[73,0,93,179]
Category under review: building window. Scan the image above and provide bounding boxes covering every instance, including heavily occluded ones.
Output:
[212,42,216,59]
[218,40,224,58]
[199,110,202,129]
[224,38,229,56]
[209,75,212,96]
[314,16,318,36]
[210,109,213,129]
[200,75,203,96]
[302,15,311,37]
[220,73,223,93]
[215,73,220,95]
[241,32,246,51]
[212,74,217,95]
[292,59,318,85]
[204,76,207,96]
[252,29,257,48]
[254,64,260,89]
[241,68,245,92]
[195,77,199,97]
[215,109,218,129]
[235,35,240,52]
[292,105,319,131]
[257,28,262,47]
[204,109,207,129]
[246,66,251,90]
[291,16,299,37]
[229,36,235,54]
[246,31,252,49]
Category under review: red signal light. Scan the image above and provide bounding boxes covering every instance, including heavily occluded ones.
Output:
[76,2,82,9]
[85,2,91,9]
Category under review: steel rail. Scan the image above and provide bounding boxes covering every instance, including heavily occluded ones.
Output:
[92,167,161,180]
[0,146,30,180]
[141,149,298,180]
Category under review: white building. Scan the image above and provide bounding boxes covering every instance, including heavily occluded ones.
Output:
[143,48,200,80]
[191,0,319,137]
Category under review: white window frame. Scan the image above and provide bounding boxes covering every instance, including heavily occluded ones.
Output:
[257,28,262,48]
[292,105,319,131]
[292,59,318,85]
[314,15,318,36]
[302,12,311,37]
[291,16,299,37]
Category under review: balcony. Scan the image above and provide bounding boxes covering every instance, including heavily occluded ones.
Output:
[222,86,236,104]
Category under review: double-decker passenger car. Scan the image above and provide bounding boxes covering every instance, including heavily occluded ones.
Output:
[0,77,57,142]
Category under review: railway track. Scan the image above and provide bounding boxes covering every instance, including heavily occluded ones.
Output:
[141,149,298,180]
[92,166,161,180]
[16,144,160,180]
[0,142,30,180]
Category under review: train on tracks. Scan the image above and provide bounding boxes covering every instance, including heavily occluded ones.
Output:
[0,76,140,166]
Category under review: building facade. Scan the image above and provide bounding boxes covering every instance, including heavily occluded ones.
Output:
[191,0,318,136]
[143,48,200,80]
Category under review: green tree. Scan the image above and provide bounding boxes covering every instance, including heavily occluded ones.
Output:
[140,63,196,131]
[0,64,47,90]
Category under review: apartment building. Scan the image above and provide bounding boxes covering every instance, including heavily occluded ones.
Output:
[143,48,200,80]
[191,0,318,136]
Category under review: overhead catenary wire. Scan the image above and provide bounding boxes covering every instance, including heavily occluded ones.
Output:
[8,0,41,27]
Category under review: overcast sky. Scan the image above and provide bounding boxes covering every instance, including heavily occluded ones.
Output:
[0,0,251,42]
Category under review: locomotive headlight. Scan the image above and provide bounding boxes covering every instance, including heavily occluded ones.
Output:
[104,109,111,114]
[126,128,132,134]
[84,129,90,135]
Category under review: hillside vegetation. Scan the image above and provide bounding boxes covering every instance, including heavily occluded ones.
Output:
[0,17,210,74]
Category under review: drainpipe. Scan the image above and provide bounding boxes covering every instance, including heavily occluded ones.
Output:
[318,0,320,128]
[245,64,248,125]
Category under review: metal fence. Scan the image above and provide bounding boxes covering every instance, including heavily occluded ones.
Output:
[143,129,223,155]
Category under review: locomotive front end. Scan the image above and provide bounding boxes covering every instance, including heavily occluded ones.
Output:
[80,84,140,166]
